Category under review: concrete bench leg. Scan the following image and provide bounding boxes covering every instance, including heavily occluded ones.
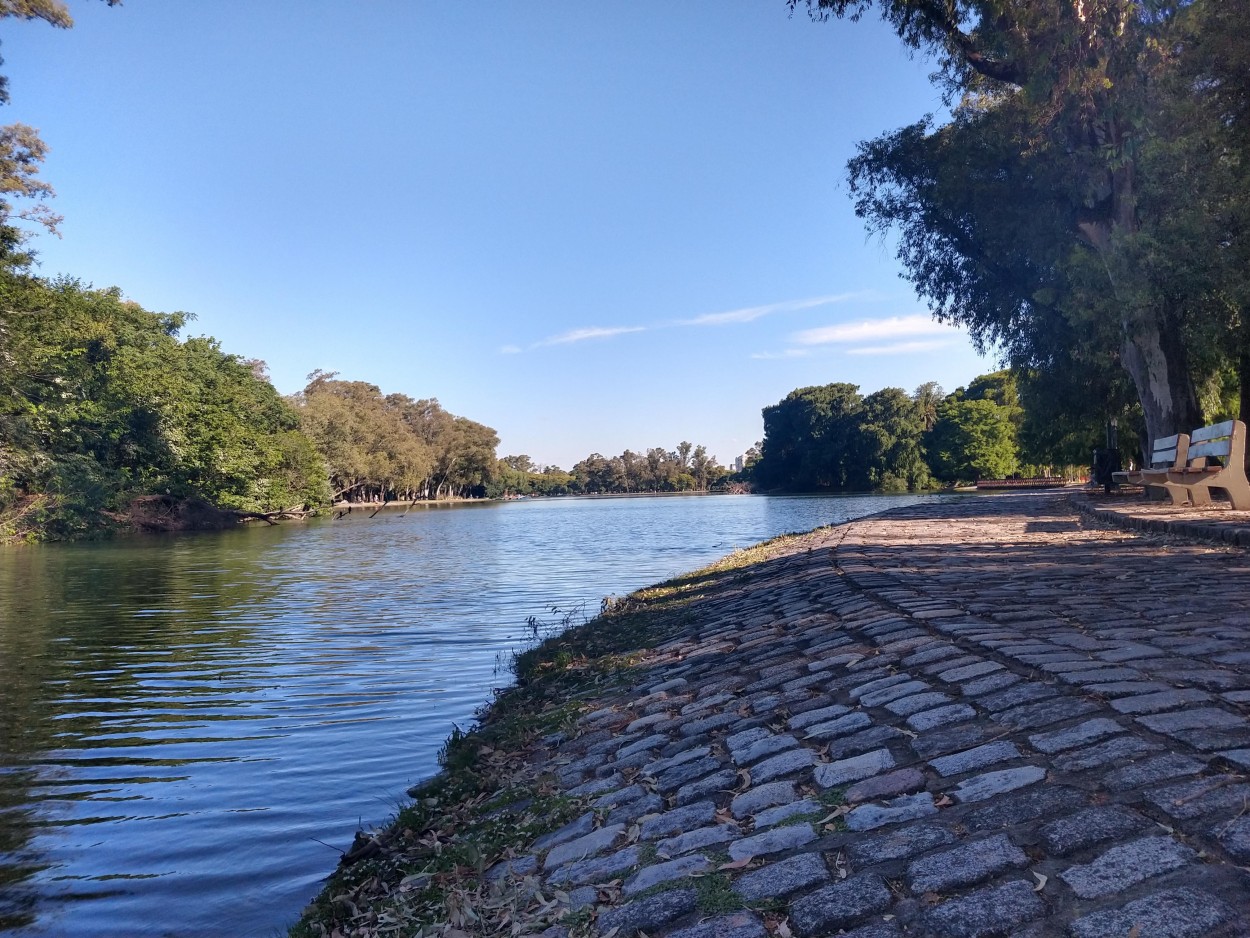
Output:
[1218,476,1250,510]
[1188,485,1213,506]
[1163,482,1192,506]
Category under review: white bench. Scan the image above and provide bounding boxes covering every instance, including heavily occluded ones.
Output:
[1164,419,1250,509]
[1112,432,1189,502]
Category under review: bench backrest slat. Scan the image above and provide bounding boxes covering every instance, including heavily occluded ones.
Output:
[1182,419,1244,469]
[1191,419,1237,444]
[1188,439,1232,460]
[1149,433,1189,469]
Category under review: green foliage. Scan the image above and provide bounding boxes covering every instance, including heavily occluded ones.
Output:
[753,382,937,492]
[290,377,498,502]
[0,273,330,540]
[927,398,1018,483]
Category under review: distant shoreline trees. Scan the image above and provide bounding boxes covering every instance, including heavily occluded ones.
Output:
[750,370,1084,492]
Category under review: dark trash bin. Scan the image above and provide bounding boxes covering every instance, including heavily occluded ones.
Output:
[1092,448,1122,495]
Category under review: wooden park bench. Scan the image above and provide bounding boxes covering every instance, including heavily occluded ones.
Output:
[1164,419,1250,509]
[1112,432,1189,503]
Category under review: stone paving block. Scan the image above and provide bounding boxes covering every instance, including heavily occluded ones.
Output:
[1027,717,1123,753]
[1212,815,1250,861]
[656,823,740,858]
[815,748,896,788]
[1216,748,1250,771]
[1059,835,1195,898]
[836,925,902,938]
[959,671,1020,696]
[622,853,711,896]
[993,697,1099,730]
[549,844,642,886]
[910,723,991,759]
[859,680,931,708]
[849,674,914,700]
[625,712,670,734]
[922,654,981,674]
[654,755,722,793]
[1067,887,1233,938]
[1051,735,1163,773]
[595,886,697,937]
[593,784,648,810]
[1109,688,1213,714]
[533,812,597,852]
[543,823,625,869]
[730,780,796,818]
[727,820,817,860]
[1039,805,1148,856]
[846,823,958,864]
[1085,679,1172,696]
[908,833,1028,893]
[965,784,1079,832]
[485,854,538,882]
[1101,753,1205,789]
[803,711,872,740]
[753,798,822,829]
[749,747,816,784]
[678,711,740,737]
[907,703,976,731]
[644,746,711,778]
[1058,667,1145,686]
[937,660,1004,683]
[663,911,767,938]
[616,732,670,760]
[904,644,962,667]
[920,880,1046,938]
[607,793,664,825]
[1137,707,1244,734]
[1147,777,1250,820]
[828,725,907,759]
[731,733,799,766]
[951,765,1046,803]
[568,775,622,798]
[977,682,1058,710]
[788,703,851,731]
[640,802,716,840]
[674,768,738,806]
[726,726,771,751]
[847,791,937,831]
[788,874,893,937]
[732,852,830,901]
[930,741,1022,777]
[846,766,926,802]
[884,691,953,716]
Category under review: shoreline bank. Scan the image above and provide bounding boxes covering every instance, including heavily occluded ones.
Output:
[291,491,1250,938]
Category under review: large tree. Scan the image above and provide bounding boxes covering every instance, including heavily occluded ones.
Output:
[795,0,1210,446]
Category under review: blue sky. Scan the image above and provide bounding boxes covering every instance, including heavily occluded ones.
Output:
[6,1,993,468]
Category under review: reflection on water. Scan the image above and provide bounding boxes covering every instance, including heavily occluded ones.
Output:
[0,493,940,936]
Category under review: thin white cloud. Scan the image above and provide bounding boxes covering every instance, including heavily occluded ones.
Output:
[499,344,522,355]
[750,348,812,360]
[792,314,954,346]
[846,339,957,356]
[681,291,875,327]
[533,325,646,347]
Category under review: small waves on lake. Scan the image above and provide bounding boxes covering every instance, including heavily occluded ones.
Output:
[0,493,944,937]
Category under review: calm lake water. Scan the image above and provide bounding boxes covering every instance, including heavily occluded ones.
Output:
[0,493,942,937]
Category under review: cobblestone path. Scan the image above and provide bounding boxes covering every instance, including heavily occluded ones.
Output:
[496,494,1250,937]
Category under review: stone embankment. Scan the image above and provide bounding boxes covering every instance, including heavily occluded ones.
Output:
[299,492,1250,938]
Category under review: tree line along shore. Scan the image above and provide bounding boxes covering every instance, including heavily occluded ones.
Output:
[7,0,1250,540]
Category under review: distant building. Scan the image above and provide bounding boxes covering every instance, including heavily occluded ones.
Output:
[733,455,745,473]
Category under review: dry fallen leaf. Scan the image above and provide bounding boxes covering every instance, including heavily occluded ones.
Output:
[719,856,755,871]
[1032,871,1048,892]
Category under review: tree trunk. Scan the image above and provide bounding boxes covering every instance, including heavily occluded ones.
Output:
[1119,310,1201,448]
